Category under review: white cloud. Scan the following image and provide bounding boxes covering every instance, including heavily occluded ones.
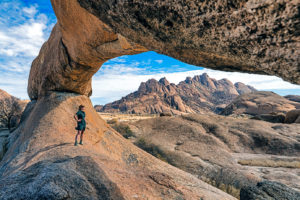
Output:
[0,2,55,100]
[0,4,50,73]
[23,6,38,17]
[98,62,146,75]
[155,59,163,64]
[0,20,47,58]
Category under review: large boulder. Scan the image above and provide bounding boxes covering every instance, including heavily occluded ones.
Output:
[251,113,286,123]
[28,0,300,100]
[285,95,300,103]
[0,156,125,200]
[285,109,300,123]
[28,0,146,100]
[222,91,300,116]
[77,0,300,84]
[240,181,300,200]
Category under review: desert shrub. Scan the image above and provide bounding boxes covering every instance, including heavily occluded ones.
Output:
[201,167,254,199]
[238,159,300,168]
[134,138,174,164]
[160,112,172,117]
[107,118,118,124]
[111,123,135,139]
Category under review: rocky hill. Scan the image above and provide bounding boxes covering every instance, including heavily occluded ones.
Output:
[285,95,300,103]
[222,91,300,116]
[0,89,28,131]
[0,89,28,161]
[98,73,256,114]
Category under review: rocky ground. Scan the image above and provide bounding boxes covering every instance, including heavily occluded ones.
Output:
[0,92,236,200]
[108,113,300,198]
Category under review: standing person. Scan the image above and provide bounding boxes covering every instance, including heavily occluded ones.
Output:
[74,105,86,146]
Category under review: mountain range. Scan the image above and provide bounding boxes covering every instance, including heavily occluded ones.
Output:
[96,73,256,114]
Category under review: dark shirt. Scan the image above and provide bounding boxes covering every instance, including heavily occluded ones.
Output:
[76,110,86,126]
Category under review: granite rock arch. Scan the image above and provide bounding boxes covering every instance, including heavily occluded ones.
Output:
[28,0,300,100]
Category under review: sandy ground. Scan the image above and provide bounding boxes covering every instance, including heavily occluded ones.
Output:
[98,112,158,123]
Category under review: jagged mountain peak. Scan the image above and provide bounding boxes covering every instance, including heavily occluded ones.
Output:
[159,77,170,86]
[98,73,257,114]
[184,77,193,84]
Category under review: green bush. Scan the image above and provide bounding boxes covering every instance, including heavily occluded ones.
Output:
[112,123,135,139]
[134,138,174,164]
[107,118,118,124]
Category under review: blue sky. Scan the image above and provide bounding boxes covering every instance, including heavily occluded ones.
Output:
[1,1,300,105]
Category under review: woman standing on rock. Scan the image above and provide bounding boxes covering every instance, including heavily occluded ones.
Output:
[74,105,86,146]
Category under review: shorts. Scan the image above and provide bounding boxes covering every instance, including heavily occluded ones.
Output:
[76,123,86,131]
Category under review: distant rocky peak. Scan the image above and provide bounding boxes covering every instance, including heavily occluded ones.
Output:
[201,72,209,79]
[200,73,217,89]
[145,78,158,85]
[159,77,170,86]
[138,78,161,93]
[137,82,147,92]
[234,82,257,94]
[185,77,193,84]
[189,73,218,90]
[193,73,208,81]
[234,82,246,87]
[219,78,234,86]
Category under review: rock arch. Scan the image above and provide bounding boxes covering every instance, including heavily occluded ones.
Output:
[28,0,300,100]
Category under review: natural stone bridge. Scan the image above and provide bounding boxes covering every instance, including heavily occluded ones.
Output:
[0,1,299,199]
[29,0,299,100]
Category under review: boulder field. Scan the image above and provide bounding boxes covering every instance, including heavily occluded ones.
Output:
[1,0,299,199]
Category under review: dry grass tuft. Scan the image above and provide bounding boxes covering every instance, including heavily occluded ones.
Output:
[238,158,300,168]
[98,112,157,123]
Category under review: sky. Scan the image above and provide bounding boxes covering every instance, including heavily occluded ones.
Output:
[1,1,300,105]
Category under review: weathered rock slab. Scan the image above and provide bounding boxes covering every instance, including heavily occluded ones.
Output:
[240,181,300,200]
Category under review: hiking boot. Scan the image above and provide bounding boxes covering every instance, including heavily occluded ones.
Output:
[74,141,78,146]
[79,140,83,145]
